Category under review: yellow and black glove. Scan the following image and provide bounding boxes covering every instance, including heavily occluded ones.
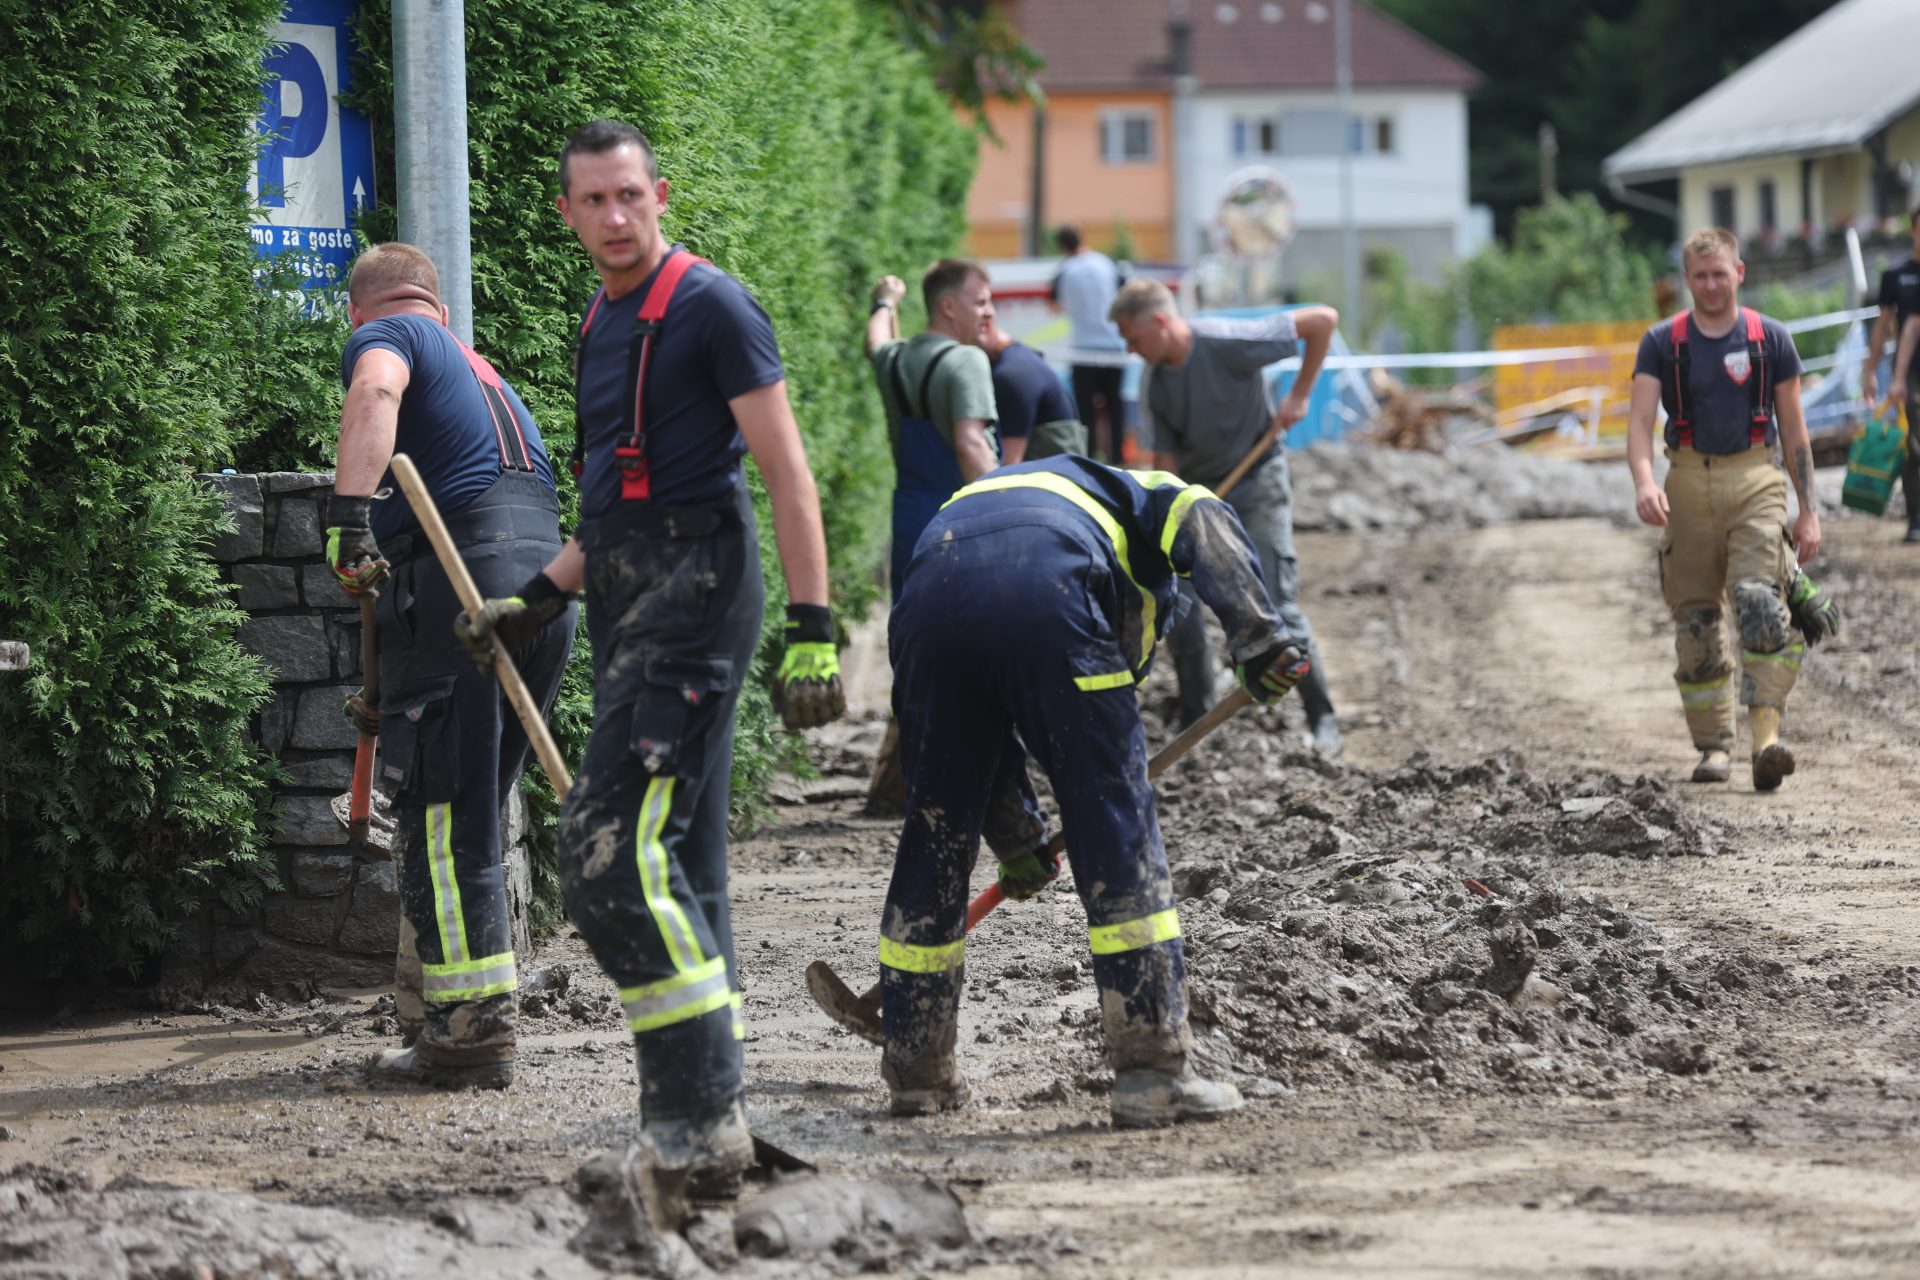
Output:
[997,843,1060,902]
[772,603,846,731]
[1237,640,1311,704]
[324,494,388,596]
[453,572,573,669]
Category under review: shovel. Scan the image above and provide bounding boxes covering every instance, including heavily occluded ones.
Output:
[345,593,381,844]
[806,686,1255,1044]
[388,454,812,1177]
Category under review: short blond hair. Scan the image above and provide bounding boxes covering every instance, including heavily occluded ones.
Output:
[348,242,441,308]
[1108,277,1175,325]
[1681,226,1740,267]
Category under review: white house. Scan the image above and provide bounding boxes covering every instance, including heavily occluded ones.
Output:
[1177,0,1485,281]
[1605,0,1920,246]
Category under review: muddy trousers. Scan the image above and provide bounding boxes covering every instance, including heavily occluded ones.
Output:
[1658,447,1803,752]
[560,490,763,1123]
[378,474,575,1059]
[881,509,1193,1092]
[1166,452,1333,726]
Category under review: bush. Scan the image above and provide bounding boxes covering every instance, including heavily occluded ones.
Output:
[0,0,288,980]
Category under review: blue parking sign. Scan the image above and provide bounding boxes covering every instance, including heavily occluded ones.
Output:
[251,0,375,291]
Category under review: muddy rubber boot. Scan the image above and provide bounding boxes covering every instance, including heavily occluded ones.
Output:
[1295,656,1342,759]
[1749,706,1795,792]
[1110,1065,1244,1129]
[367,993,516,1090]
[393,915,425,1048]
[644,1096,755,1202]
[865,717,908,817]
[1691,750,1732,783]
[882,1054,970,1117]
[1905,526,1920,545]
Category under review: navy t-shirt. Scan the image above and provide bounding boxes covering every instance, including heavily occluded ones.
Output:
[1633,311,1801,455]
[341,315,556,541]
[991,341,1077,441]
[574,249,785,516]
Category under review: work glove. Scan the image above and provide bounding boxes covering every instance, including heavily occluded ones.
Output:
[342,688,380,739]
[1237,640,1311,704]
[324,494,388,596]
[997,843,1060,902]
[1786,569,1841,646]
[454,572,573,669]
[773,604,846,731]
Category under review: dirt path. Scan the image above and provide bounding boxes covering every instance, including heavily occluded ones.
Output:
[6,506,1920,1278]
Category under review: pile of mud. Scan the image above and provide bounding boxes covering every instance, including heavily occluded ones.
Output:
[1289,442,1628,532]
[1138,740,1919,1095]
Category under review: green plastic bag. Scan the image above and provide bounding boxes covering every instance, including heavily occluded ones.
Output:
[1843,398,1909,515]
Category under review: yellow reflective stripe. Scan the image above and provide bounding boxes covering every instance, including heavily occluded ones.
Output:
[945,473,1155,668]
[1127,468,1185,490]
[879,935,967,974]
[1742,645,1805,667]
[1074,670,1135,691]
[1159,484,1214,565]
[425,803,470,965]
[730,991,745,1041]
[1088,908,1183,955]
[423,953,518,1003]
[620,956,730,1032]
[635,776,707,973]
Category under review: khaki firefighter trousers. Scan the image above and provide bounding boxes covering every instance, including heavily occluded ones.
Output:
[1657,447,1803,752]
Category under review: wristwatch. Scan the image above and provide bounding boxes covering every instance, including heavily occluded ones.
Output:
[870,299,896,314]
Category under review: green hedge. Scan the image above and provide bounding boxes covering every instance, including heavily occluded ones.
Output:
[0,0,972,978]
[0,0,289,979]
[342,0,974,838]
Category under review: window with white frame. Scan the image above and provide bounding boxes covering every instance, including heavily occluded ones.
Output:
[1234,110,1396,158]
[1100,109,1157,165]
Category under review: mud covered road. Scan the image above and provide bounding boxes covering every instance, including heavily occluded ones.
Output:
[5,491,1920,1278]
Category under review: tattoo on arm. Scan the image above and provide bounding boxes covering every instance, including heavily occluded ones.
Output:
[1794,446,1814,500]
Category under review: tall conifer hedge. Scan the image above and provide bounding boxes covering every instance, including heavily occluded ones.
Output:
[0,0,973,978]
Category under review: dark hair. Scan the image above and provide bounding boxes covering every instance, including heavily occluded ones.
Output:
[1055,225,1082,253]
[558,119,658,195]
[922,258,988,315]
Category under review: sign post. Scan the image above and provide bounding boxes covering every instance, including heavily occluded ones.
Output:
[250,0,376,294]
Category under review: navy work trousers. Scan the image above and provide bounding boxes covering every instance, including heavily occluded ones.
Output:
[561,487,763,1123]
[377,471,575,1028]
[881,500,1192,1088]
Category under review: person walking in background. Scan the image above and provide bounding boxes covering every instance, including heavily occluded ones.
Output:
[1627,226,1836,791]
[1861,205,1920,543]
[1050,226,1127,463]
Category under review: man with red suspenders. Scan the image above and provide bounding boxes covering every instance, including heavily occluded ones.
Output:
[1627,226,1838,792]
[458,119,844,1192]
[324,243,578,1089]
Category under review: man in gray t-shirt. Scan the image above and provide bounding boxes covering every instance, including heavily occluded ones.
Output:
[1111,278,1344,753]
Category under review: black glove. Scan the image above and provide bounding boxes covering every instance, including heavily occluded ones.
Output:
[453,572,573,668]
[342,688,379,739]
[997,843,1061,902]
[324,494,388,596]
[1237,640,1311,704]
[772,603,847,731]
[1786,570,1840,647]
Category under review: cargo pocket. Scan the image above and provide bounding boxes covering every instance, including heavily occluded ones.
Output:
[1656,526,1677,609]
[630,654,735,777]
[377,676,461,801]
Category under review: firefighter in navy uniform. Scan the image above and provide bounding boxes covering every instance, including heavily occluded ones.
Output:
[879,456,1309,1128]
[458,120,844,1189]
[323,243,577,1089]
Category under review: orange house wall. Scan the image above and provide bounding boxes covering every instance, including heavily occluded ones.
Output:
[966,92,1173,261]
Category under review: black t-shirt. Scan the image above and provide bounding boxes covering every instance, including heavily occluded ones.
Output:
[1633,311,1802,455]
[1877,256,1920,329]
[341,315,556,541]
[991,341,1077,440]
[574,249,784,516]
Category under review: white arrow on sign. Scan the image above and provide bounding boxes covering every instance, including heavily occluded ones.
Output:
[353,177,366,211]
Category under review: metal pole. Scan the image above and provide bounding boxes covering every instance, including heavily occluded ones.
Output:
[1169,20,1198,267]
[1334,0,1360,332]
[392,0,475,344]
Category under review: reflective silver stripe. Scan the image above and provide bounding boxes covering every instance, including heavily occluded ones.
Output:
[425,803,469,963]
[422,952,517,1001]
[620,956,731,1032]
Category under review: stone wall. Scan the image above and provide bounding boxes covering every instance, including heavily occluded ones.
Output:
[177,471,534,992]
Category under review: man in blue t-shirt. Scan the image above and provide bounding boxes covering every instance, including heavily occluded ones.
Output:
[1627,226,1827,791]
[323,243,578,1090]
[981,317,1086,463]
[457,120,846,1195]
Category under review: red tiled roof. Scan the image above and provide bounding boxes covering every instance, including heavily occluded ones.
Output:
[1009,0,1483,93]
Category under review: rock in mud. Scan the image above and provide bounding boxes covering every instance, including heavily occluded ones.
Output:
[733,1174,970,1259]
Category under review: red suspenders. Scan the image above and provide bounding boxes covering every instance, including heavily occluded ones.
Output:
[1667,308,1770,450]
